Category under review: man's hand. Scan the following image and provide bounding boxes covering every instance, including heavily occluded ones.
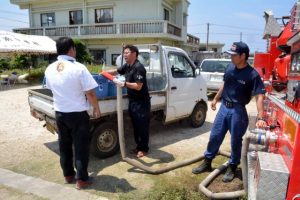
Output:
[256,119,267,128]
[211,99,218,111]
[93,107,101,119]
[113,78,125,87]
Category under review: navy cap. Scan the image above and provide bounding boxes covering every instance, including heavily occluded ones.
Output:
[225,42,249,56]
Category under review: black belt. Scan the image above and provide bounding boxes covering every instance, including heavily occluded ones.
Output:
[223,99,245,108]
[223,100,234,108]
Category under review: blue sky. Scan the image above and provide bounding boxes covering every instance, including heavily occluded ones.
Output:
[188,0,295,52]
[0,0,296,53]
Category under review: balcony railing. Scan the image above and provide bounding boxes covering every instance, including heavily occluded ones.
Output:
[14,20,182,39]
[187,34,200,46]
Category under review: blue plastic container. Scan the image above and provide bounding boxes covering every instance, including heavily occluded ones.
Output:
[107,80,127,97]
[92,74,109,98]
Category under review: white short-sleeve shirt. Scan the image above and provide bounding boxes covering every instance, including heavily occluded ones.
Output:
[45,55,98,112]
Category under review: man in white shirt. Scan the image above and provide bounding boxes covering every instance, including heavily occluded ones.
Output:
[45,37,100,190]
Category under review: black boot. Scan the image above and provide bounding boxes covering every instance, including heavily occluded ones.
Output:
[222,164,237,182]
[192,158,212,174]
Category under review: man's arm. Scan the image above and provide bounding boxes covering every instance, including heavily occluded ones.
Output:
[125,82,143,91]
[85,89,101,118]
[255,94,267,127]
[211,82,224,111]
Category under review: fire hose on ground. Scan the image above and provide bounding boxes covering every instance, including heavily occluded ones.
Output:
[116,85,253,199]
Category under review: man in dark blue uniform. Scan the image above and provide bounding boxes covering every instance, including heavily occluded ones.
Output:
[192,42,267,182]
[108,45,150,158]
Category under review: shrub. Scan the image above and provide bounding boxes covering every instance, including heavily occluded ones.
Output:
[74,39,94,64]
[10,55,30,69]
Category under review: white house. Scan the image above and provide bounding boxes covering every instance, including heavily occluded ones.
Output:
[11,0,200,65]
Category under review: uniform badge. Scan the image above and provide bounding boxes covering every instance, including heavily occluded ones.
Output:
[136,74,143,80]
[56,62,64,72]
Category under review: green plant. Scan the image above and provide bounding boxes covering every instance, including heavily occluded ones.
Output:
[10,55,31,69]
[86,64,102,74]
[74,39,94,64]
[0,58,10,70]
[27,67,46,82]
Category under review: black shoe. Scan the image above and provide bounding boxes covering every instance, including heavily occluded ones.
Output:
[222,164,237,182]
[192,158,212,174]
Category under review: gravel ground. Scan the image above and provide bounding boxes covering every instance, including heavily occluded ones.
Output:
[0,86,258,199]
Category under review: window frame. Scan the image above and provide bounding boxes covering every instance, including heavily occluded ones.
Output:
[40,12,55,27]
[69,10,83,25]
[95,8,113,23]
[164,8,170,21]
[168,51,195,78]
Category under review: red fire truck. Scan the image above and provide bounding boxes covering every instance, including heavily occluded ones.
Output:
[248,1,300,199]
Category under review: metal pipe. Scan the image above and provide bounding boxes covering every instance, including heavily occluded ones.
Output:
[241,133,251,194]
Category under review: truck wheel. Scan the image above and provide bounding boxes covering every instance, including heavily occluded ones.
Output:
[190,103,207,128]
[91,122,119,158]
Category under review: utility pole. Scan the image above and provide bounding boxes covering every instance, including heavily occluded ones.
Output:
[240,32,243,42]
[206,23,210,51]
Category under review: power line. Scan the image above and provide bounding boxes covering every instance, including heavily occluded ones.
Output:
[188,23,207,27]
[211,23,263,31]
[188,23,263,32]
[192,32,262,36]
[0,9,27,16]
[0,17,29,24]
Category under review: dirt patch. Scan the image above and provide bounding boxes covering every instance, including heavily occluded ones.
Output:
[207,168,244,193]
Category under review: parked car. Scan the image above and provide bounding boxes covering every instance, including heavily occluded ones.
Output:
[199,58,232,93]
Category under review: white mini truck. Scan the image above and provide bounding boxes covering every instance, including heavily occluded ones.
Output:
[28,44,208,158]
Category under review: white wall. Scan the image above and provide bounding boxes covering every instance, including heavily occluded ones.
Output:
[27,0,190,27]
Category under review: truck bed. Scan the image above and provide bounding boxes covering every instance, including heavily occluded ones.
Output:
[28,88,166,119]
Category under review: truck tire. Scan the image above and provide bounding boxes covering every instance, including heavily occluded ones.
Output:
[190,103,207,128]
[91,122,119,158]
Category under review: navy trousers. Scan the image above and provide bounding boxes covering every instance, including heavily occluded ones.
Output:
[204,103,249,165]
[55,111,91,181]
[128,99,151,152]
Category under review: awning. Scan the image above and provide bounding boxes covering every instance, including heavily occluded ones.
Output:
[0,30,56,56]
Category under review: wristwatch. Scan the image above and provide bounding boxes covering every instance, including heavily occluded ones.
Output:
[124,81,127,87]
[257,117,266,122]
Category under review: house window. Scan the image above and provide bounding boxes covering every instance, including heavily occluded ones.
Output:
[164,8,170,21]
[95,8,113,23]
[111,54,120,66]
[69,10,83,25]
[183,14,187,26]
[41,13,55,27]
[90,49,106,65]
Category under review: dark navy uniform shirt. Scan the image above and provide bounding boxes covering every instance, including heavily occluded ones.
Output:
[221,63,265,105]
[117,60,150,101]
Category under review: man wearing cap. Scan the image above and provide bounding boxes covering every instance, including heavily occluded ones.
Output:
[192,42,267,182]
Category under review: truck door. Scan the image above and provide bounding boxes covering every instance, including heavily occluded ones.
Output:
[165,51,203,121]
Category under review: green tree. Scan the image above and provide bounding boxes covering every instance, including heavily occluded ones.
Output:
[74,39,94,64]
[10,55,30,69]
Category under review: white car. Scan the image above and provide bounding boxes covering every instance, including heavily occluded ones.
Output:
[200,58,232,93]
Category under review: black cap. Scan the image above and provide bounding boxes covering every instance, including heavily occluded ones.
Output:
[225,42,249,57]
